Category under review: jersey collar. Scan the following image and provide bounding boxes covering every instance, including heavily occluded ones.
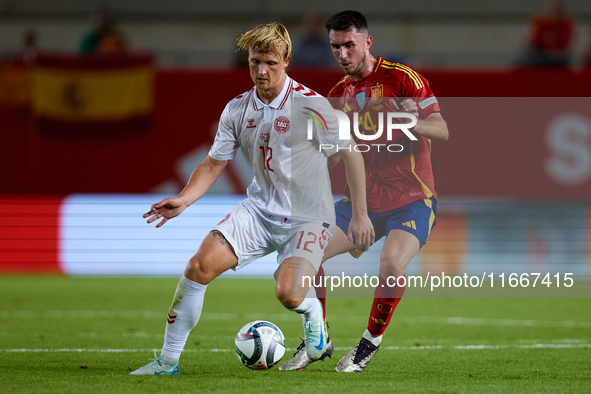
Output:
[253,75,292,111]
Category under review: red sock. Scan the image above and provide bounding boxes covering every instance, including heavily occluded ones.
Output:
[315,266,326,321]
[367,275,406,337]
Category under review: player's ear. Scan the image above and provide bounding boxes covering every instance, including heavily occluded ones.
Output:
[283,56,291,69]
[366,35,373,50]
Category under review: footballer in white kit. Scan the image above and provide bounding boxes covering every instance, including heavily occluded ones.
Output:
[210,75,349,273]
[130,22,374,376]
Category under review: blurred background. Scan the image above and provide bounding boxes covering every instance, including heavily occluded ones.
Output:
[0,0,589,282]
[1,0,590,68]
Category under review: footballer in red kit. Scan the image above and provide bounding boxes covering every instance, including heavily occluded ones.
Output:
[279,11,448,373]
[329,55,440,213]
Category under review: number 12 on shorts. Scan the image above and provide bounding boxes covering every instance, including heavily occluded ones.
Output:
[296,229,327,253]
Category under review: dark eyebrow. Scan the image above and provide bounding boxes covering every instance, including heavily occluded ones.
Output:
[331,41,355,47]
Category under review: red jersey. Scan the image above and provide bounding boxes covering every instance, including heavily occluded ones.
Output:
[328,57,440,213]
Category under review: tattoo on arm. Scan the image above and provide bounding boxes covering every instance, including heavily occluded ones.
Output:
[211,230,229,246]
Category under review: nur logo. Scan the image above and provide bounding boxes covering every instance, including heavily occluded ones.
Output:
[303,107,418,152]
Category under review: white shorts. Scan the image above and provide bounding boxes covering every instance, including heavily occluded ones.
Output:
[213,199,334,273]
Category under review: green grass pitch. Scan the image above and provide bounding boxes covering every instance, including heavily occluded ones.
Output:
[1,276,590,393]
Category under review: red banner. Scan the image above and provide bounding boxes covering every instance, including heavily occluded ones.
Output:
[1,67,590,198]
[0,195,65,274]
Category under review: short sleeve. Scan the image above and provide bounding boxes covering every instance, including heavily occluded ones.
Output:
[208,103,239,161]
[402,71,441,119]
[312,99,352,157]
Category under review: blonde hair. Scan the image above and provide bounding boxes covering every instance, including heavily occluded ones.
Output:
[236,22,292,62]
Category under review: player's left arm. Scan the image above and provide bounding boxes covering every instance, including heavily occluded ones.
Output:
[335,144,375,251]
[391,98,449,141]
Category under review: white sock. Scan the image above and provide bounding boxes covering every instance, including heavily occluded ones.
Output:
[289,298,321,321]
[363,328,383,347]
[160,275,207,363]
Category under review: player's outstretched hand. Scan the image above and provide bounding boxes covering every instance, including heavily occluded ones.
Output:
[143,196,188,228]
[348,214,375,252]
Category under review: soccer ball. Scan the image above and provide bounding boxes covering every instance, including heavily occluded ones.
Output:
[235,320,286,370]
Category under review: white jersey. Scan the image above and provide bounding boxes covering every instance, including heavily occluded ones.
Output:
[208,75,350,225]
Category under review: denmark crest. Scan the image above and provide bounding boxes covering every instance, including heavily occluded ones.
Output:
[274,116,290,133]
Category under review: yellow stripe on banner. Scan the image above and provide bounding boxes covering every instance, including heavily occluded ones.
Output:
[423,198,436,235]
[381,64,424,89]
[410,143,434,199]
[32,66,153,120]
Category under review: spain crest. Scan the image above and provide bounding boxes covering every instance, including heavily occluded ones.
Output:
[370,84,383,104]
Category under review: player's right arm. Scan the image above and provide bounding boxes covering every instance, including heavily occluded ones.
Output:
[145,99,239,228]
[143,156,228,228]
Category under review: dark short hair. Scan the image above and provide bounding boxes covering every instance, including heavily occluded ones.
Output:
[325,10,368,33]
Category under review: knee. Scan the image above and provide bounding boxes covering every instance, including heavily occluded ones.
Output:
[185,255,215,285]
[275,283,303,310]
[379,255,408,278]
